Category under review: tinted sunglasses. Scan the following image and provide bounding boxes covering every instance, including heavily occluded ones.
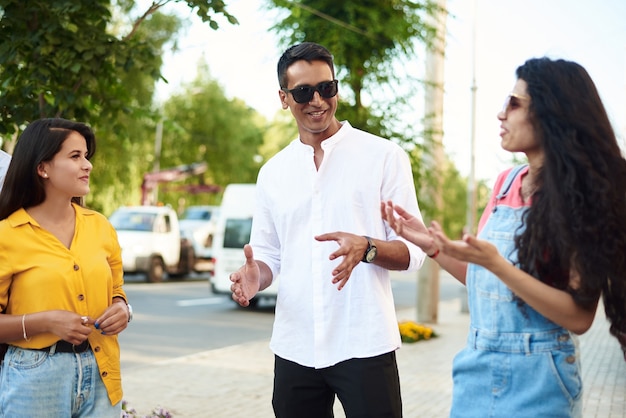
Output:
[501,92,530,116]
[282,80,339,103]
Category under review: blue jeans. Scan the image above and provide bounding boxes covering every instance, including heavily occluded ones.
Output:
[0,345,121,418]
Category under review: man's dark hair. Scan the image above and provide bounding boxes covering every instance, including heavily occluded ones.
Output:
[277,42,335,89]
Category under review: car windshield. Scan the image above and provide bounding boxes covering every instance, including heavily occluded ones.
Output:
[110,211,157,231]
[181,207,212,221]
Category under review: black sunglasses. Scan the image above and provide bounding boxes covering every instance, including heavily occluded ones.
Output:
[282,80,339,103]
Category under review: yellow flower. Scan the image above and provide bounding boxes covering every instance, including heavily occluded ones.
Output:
[398,321,438,343]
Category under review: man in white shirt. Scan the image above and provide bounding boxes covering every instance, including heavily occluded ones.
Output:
[230,42,426,418]
[0,150,10,192]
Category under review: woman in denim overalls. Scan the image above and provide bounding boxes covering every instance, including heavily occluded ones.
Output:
[383,57,626,417]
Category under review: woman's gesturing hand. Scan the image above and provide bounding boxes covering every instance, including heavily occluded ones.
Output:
[381,201,437,256]
[429,221,501,270]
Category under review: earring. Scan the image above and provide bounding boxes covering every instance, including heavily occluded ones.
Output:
[43,173,48,178]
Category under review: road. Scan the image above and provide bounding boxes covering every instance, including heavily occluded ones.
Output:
[119,269,465,371]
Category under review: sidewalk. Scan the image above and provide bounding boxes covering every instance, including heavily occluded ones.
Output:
[123,293,625,417]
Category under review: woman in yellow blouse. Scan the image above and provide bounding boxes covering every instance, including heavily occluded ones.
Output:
[0,118,131,417]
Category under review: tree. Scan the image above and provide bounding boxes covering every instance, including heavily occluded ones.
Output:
[259,111,298,161]
[86,8,184,214]
[0,0,240,214]
[154,63,266,208]
[0,0,238,141]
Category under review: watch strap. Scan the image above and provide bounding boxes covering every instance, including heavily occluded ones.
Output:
[362,236,377,263]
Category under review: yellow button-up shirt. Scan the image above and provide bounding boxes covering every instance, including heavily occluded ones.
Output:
[0,203,127,405]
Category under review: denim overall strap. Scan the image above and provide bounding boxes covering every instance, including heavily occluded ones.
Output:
[496,164,528,200]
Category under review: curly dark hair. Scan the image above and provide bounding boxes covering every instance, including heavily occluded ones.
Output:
[514,57,626,345]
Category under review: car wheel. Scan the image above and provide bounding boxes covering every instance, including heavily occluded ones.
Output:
[147,256,165,283]
[172,240,194,278]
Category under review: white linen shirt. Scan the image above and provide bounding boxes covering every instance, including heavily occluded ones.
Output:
[0,150,10,192]
[251,121,425,368]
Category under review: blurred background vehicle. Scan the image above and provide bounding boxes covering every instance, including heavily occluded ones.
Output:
[179,205,220,262]
[210,183,278,307]
[109,205,194,282]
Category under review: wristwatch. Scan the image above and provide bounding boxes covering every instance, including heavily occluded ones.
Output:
[361,236,378,263]
[114,296,133,323]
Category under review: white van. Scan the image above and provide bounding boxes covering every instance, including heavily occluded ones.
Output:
[210,184,278,306]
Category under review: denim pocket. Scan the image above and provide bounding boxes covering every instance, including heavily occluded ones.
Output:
[546,349,583,402]
[6,347,48,370]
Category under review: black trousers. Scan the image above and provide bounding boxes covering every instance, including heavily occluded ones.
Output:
[272,351,402,418]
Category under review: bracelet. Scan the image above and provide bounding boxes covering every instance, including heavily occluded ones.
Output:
[427,248,440,258]
[22,314,31,341]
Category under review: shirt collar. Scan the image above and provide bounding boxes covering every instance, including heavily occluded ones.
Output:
[7,203,92,228]
[294,120,352,152]
[321,120,350,150]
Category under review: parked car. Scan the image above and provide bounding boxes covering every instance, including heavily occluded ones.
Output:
[178,205,220,261]
[211,184,278,306]
[109,205,194,282]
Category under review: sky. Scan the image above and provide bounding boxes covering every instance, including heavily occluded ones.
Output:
[150,0,626,185]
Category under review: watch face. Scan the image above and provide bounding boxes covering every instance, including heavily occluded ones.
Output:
[365,247,377,263]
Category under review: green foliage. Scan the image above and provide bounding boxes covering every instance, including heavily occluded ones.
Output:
[0,0,120,135]
[0,0,238,139]
[260,111,298,160]
[186,0,238,28]
[86,6,184,215]
[0,0,240,214]
[155,65,266,209]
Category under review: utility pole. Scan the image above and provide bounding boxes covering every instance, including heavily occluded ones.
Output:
[459,0,479,314]
[417,0,447,324]
[467,0,478,235]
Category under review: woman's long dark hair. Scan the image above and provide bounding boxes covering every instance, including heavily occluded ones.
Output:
[0,118,96,220]
[514,57,626,343]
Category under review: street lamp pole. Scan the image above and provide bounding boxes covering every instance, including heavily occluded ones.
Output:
[460,0,479,314]
[417,0,447,324]
[467,0,478,236]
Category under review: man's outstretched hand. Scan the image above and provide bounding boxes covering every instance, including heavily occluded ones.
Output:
[230,244,261,307]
